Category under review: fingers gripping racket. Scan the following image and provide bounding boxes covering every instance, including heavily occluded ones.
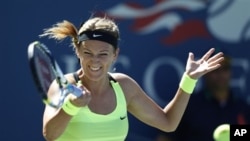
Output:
[28,41,83,108]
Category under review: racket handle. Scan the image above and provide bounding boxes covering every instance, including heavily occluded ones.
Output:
[65,84,84,97]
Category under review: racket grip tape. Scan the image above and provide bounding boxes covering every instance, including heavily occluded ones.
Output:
[65,84,84,97]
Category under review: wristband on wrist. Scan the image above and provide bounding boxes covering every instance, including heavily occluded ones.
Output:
[62,97,81,116]
[179,73,198,94]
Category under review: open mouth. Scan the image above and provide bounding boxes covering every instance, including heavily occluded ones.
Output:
[89,66,101,71]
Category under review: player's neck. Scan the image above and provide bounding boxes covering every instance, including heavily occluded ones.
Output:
[81,75,111,95]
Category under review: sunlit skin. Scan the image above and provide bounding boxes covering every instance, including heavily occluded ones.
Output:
[76,40,119,83]
[70,40,120,111]
[43,45,224,141]
[41,18,225,141]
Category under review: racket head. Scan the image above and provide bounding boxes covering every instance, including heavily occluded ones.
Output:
[28,41,61,107]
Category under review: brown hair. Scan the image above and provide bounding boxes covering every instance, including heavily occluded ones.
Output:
[40,16,120,49]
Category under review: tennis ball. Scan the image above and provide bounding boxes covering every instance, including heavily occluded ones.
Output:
[213,124,230,141]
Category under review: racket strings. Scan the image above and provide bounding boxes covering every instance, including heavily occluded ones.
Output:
[29,41,78,108]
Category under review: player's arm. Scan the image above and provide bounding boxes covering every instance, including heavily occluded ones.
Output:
[125,48,224,132]
[120,74,186,132]
[42,79,73,141]
[42,74,90,141]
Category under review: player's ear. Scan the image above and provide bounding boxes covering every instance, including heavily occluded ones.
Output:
[75,51,80,58]
[73,42,81,58]
[113,48,119,61]
[74,47,80,58]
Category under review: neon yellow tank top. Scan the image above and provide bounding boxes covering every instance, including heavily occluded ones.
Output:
[56,80,129,141]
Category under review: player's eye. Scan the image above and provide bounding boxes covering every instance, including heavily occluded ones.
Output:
[100,53,108,56]
[83,52,91,55]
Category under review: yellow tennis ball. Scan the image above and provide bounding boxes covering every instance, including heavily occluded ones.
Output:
[213,124,230,141]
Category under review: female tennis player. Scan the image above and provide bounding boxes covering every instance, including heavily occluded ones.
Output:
[40,16,224,141]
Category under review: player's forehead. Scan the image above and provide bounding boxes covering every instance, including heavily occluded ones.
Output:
[80,40,114,52]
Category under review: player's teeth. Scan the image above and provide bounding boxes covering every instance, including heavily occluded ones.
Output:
[90,67,100,71]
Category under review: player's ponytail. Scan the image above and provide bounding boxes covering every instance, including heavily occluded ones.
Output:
[40,20,79,47]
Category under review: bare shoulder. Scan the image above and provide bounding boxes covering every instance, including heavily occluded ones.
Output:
[109,72,142,101]
[109,72,138,86]
[64,73,76,84]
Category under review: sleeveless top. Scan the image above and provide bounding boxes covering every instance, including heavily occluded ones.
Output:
[55,74,129,141]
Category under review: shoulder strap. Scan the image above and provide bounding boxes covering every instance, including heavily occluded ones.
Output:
[108,73,117,83]
[73,72,80,82]
[73,72,116,83]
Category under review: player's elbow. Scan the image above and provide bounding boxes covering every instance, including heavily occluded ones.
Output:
[161,128,176,133]
[43,129,59,141]
[162,127,176,133]
[160,124,178,133]
[169,126,178,132]
[43,132,55,141]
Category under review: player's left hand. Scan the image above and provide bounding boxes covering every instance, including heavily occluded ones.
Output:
[185,48,224,79]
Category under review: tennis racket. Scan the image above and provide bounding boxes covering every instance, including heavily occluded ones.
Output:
[28,41,83,108]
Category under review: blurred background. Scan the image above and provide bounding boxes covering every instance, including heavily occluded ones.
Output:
[1,0,250,140]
